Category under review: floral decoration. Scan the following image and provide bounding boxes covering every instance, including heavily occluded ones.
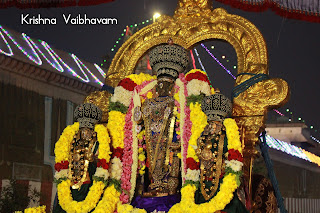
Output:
[54,122,111,212]
[185,69,211,96]
[57,179,105,213]
[92,184,120,213]
[108,73,156,205]
[15,205,46,213]
[169,118,243,213]
[107,111,125,149]
[106,70,242,213]
[54,122,79,163]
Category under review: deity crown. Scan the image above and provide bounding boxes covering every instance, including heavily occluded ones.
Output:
[74,103,102,129]
[201,93,232,122]
[149,42,189,79]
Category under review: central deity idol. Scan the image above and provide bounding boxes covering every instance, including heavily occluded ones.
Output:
[132,41,189,210]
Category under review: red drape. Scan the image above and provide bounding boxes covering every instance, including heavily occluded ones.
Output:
[216,0,320,23]
[0,0,115,8]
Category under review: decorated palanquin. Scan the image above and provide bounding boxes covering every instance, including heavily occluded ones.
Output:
[52,0,290,212]
[105,42,249,212]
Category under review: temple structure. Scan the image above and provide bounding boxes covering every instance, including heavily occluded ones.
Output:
[0,25,106,212]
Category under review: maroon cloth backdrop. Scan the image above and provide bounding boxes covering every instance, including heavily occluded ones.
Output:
[0,0,115,8]
[217,0,320,23]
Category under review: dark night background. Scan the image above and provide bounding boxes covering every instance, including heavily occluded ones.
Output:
[0,0,319,135]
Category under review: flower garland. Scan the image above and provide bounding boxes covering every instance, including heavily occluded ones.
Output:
[107,73,156,207]
[14,205,46,213]
[107,111,125,149]
[183,69,213,185]
[117,204,146,213]
[187,102,208,162]
[184,102,207,184]
[173,84,181,138]
[175,74,190,182]
[107,70,242,213]
[92,184,121,212]
[107,110,125,196]
[54,123,79,181]
[55,122,79,163]
[110,73,156,108]
[57,179,105,213]
[169,118,243,213]
[185,69,211,96]
[54,122,112,213]
[120,99,136,203]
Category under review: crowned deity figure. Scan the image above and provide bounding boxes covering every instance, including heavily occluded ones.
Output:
[107,40,246,212]
[53,103,112,213]
[195,93,248,213]
[68,104,102,189]
[130,42,190,211]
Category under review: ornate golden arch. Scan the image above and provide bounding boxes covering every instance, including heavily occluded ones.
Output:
[105,0,289,189]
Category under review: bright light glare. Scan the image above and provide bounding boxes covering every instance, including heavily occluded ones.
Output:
[153,13,161,21]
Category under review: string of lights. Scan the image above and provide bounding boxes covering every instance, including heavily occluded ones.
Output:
[311,136,320,144]
[99,18,154,67]
[71,54,104,86]
[42,41,90,82]
[94,63,106,78]
[194,43,318,136]
[264,134,320,167]
[109,18,153,53]
[25,35,64,72]
[273,109,285,116]
[0,25,107,85]
[200,43,236,79]
[199,42,319,137]
[282,108,320,144]
[0,26,42,66]
[0,29,13,56]
[193,47,216,88]
[193,48,206,72]
[198,43,319,133]
[283,108,318,132]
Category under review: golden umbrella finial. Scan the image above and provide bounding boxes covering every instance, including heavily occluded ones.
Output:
[174,0,213,18]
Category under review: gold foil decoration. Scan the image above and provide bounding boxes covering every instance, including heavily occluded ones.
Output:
[83,91,112,123]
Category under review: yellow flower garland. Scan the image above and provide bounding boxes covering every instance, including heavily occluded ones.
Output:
[117,204,147,213]
[55,122,111,213]
[95,124,112,162]
[55,122,79,163]
[106,73,242,213]
[169,118,242,213]
[92,185,120,213]
[107,111,126,149]
[16,205,46,213]
[57,179,105,213]
[187,102,208,162]
[224,118,242,153]
[127,73,156,85]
